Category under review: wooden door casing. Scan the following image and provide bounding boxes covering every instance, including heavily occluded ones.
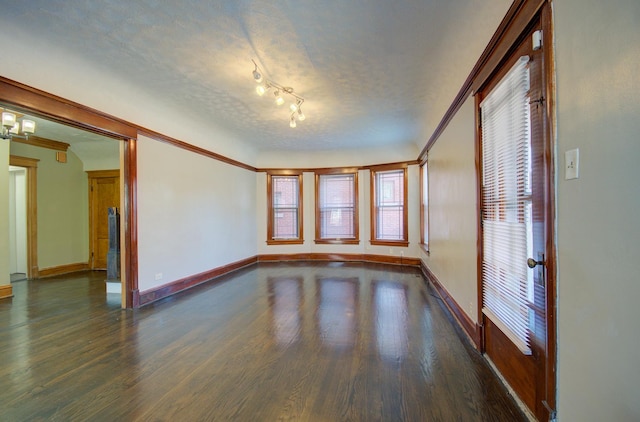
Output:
[477,11,556,421]
[88,170,120,270]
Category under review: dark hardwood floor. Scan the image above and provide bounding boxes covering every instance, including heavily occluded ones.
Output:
[0,263,526,421]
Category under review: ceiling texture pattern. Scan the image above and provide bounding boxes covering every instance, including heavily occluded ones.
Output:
[1,0,512,153]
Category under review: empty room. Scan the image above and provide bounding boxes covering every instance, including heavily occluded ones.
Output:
[0,1,638,421]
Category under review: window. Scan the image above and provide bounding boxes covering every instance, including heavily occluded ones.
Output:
[420,162,429,252]
[481,55,533,354]
[267,172,303,244]
[370,166,408,246]
[315,171,358,244]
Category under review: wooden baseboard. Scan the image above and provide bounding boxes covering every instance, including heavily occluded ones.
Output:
[0,284,13,300]
[138,256,258,306]
[38,262,90,278]
[137,253,420,307]
[258,253,421,267]
[420,261,482,349]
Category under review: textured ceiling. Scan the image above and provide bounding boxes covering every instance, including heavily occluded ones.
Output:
[1,0,512,153]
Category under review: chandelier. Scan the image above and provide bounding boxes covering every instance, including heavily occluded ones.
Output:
[252,60,306,128]
[1,110,36,140]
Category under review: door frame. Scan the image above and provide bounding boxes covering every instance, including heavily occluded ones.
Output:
[474,2,556,420]
[87,169,120,270]
[9,155,39,279]
[0,77,139,308]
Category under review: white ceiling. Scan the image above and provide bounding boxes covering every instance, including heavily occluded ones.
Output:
[1,0,512,154]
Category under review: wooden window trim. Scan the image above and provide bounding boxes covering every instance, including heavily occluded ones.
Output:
[370,166,408,247]
[314,168,359,245]
[267,170,304,245]
[420,163,429,253]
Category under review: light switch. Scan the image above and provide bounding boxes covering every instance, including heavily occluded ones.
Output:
[565,148,579,180]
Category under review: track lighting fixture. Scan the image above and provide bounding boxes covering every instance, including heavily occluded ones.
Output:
[251,60,306,128]
[1,110,36,140]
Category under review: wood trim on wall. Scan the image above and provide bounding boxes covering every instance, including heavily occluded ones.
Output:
[0,77,137,140]
[38,262,90,278]
[0,284,13,300]
[421,261,483,349]
[123,139,138,308]
[137,130,257,172]
[258,253,421,267]
[86,169,119,179]
[138,256,258,306]
[257,160,419,174]
[418,0,546,163]
[11,135,70,151]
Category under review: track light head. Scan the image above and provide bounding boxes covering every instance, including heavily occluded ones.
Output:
[251,60,306,127]
[251,60,263,83]
[274,90,284,106]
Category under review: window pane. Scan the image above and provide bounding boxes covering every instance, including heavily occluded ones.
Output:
[375,170,404,240]
[272,176,299,239]
[480,55,532,354]
[318,174,355,239]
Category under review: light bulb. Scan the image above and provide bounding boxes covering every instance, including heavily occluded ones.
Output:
[2,111,16,129]
[290,103,298,112]
[290,117,297,128]
[274,91,284,106]
[22,119,36,134]
[297,109,306,121]
[256,85,266,96]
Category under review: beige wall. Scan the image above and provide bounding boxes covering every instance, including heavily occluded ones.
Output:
[419,96,479,321]
[10,143,89,270]
[554,1,640,420]
[419,2,640,420]
[137,136,257,292]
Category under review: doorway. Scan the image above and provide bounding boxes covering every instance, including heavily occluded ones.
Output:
[477,14,556,421]
[9,166,27,282]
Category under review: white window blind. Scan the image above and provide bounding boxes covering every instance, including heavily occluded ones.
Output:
[318,174,356,239]
[481,56,533,355]
[272,176,300,239]
[375,170,404,241]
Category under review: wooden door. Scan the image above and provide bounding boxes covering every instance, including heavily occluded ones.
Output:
[88,170,120,270]
[478,16,555,421]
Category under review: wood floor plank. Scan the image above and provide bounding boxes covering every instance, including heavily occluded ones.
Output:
[0,264,526,421]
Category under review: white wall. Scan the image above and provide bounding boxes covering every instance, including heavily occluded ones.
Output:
[419,96,479,322]
[554,1,640,420]
[257,164,421,259]
[256,143,419,169]
[137,136,257,292]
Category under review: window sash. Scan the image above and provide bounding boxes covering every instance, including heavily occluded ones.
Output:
[268,174,302,242]
[317,173,357,241]
[371,168,407,244]
[481,55,533,355]
[420,163,429,249]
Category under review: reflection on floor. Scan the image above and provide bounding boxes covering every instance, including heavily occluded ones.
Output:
[0,263,526,421]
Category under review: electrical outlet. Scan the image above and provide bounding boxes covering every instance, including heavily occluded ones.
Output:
[565,148,579,180]
[155,273,163,280]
